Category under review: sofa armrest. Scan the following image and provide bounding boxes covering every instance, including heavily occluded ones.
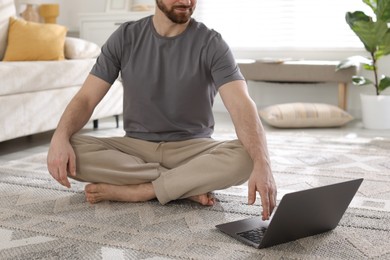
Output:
[65,37,101,60]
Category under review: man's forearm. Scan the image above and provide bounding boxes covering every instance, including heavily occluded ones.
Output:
[53,96,94,141]
[230,99,270,168]
[52,74,111,141]
[219,80,270,167]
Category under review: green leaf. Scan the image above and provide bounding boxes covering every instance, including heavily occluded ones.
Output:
[350,20,388,53]
[378,76,390,93]
[363,64,375,70]
[377,31,390,57]
[376,0,390,21]
[345,11,374,51]
[345,8,390,53]
[363,0,377,13]
[352,76,373,86]
[336,56,372,71]
[346,11,371,27]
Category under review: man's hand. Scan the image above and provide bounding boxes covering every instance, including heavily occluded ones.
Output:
[248,164,277,220]
[47,137,76,188]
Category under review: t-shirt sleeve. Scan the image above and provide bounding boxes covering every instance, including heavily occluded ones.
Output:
[90,25,123,84]
[207,33,244,90]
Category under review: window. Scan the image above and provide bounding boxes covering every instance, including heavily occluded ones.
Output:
[194,0,371,51]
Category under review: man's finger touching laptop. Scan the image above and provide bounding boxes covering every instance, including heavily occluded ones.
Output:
[247,170,278,220]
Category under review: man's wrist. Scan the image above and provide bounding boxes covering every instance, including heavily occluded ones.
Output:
[253,157,271,169]
[52,129,72,142]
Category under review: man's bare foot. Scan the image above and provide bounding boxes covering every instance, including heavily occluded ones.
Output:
[188,193,215,206]
[84,183,156,204]
[85,183,215,206]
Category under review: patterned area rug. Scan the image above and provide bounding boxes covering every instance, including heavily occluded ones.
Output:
[0,132,389,259]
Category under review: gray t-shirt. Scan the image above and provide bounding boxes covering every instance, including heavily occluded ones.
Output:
[91,16,244,141]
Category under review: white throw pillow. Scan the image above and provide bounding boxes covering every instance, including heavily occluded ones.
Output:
[64,37,100,59]
[0,0,17,60]
[259,103,354,128]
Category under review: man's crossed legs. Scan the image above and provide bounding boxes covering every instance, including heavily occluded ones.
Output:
[70,134,253,206]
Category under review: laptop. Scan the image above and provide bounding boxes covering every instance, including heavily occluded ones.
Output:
[216,178,363,248]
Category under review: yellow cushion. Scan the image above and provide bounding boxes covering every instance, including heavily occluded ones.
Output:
[259,103,353,128]
[3,17,67,61]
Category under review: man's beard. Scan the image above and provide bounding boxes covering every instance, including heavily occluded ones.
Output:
[156,0,194,24]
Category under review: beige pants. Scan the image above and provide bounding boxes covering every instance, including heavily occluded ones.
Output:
[70,134,253,204]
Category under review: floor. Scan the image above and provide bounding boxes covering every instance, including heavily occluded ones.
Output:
[0,112,389,163]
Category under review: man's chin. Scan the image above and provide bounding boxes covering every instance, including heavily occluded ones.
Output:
[176,17,191,24]
[174,10,192,20]
[168,14,191,24]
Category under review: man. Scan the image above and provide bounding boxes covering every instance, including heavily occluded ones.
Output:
[47,0,277,220]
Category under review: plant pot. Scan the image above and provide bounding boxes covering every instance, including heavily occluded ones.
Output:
[360,94,390,129]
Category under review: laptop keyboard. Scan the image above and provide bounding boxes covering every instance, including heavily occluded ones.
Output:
[237,227,267,244]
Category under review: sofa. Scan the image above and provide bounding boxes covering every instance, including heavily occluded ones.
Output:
[0,0,123,142]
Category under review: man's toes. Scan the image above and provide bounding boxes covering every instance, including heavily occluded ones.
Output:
[85,194,94,203]
[205,195,215,206]
[84,184,102,204]
[85,183,99,193]
[85,193,99,204]
[200,196,210,205]
[187,193,215,206]
[207,196,215,206]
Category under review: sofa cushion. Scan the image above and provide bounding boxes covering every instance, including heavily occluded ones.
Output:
[65,37,101,59]
[259,103,353,128]
[0,59,96,96]
[3,17,67,61]
[0,0,16,60]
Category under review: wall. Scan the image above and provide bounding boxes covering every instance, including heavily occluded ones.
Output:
[15,0,154,31]
[57,0,106,31]
[15,0,106,32]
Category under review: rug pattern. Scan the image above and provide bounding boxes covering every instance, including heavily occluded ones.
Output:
[0,133,389,259]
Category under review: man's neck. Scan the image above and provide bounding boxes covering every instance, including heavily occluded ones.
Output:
[152,9,191,37]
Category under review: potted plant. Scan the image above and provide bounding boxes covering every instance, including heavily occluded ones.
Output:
[337,0,390,129]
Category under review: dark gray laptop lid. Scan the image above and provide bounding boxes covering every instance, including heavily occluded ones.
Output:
[259,178,363,248]
[216,178,363,248]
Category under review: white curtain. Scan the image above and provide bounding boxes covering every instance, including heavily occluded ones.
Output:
[194,0,371,50]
